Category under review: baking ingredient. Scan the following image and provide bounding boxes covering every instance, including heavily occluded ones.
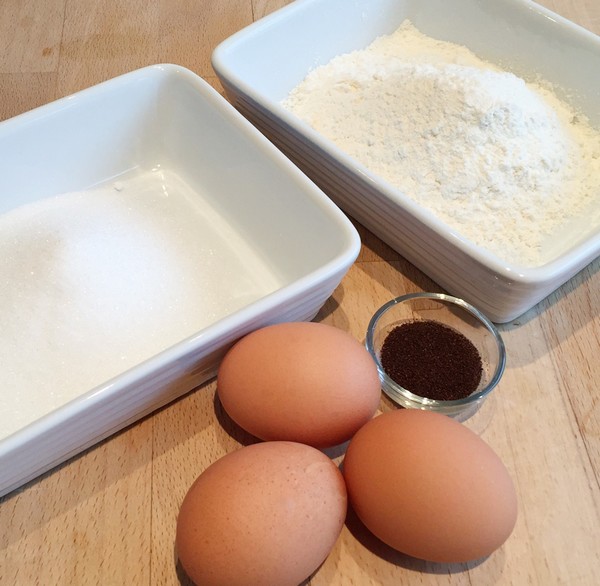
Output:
[380,320,483,401]
[343,409,518,563]
[176,441,347,586]
[282,21,600,266]
[217,321,381,448]
[0,169,280,440]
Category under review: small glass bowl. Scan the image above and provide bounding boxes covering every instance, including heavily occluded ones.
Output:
[366,293,506,420]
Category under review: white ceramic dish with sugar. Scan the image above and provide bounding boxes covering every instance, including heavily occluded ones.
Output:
[212,0,600,323]
[0,64,360,497]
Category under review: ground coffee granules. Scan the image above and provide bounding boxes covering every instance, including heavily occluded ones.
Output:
[380,319,483,401]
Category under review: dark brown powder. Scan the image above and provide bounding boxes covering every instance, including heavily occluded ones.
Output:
[380,319,483,401]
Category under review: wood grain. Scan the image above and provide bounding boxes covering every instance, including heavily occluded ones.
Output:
[0,0,599,585]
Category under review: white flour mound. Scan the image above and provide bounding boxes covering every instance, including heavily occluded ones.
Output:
[282,21,600,266]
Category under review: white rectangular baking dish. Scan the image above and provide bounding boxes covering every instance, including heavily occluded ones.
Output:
[0,64,360,497]
[212,0,600,323]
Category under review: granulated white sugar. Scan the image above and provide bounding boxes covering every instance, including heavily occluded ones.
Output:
[282,21,600,266]
[0,170,280,440]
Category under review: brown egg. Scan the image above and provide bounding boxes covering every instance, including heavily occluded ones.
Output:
[176,441,347,586]
[217,321,381,448]
[343,410,518,563]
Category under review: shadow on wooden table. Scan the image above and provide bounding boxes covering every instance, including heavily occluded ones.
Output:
[175,559,195,585]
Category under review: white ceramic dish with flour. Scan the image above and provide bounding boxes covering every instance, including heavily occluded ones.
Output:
[0,64,360,497]
[212,0,600,323]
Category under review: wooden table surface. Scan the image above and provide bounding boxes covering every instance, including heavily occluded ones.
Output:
[1,1,599,584]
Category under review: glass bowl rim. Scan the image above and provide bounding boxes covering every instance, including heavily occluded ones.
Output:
[365,292,506,407]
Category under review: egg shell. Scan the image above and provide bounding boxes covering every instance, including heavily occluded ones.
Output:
[217,321,381,448]
[343,409,518,563]
[176,441,347,586]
